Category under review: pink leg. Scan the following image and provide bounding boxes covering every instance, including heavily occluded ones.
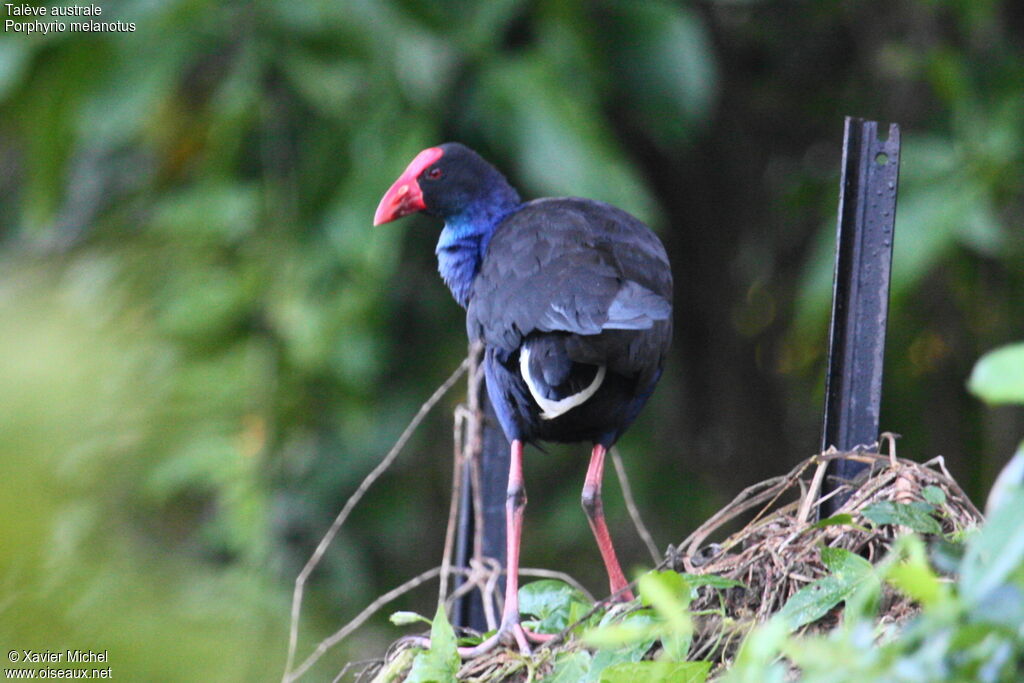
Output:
[458,440,552,657]
[582,444,634,600]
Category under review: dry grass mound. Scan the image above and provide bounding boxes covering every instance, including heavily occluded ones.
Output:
[363,443,984,682]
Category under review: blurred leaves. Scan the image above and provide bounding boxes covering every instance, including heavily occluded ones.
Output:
[601,0,717,149]
[960,485,1024,606]
[0,262,283,680]
[968,342,1024,405]
[726,498,1024,683]
[1,0,1023,678]
[471,55,659,225]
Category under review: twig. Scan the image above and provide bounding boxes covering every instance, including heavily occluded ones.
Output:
[331,658,378,683]
[796,457,829,524]
[282,359,469,682]
[682,458,814,557]
[466,344,487,564]
[287,566,458,682]
[480,557,502,629]
[443,557,500,629]
[439,404,470,605]
[610,446,660,564]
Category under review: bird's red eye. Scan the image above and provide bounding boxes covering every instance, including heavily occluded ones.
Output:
[427,167,443,180]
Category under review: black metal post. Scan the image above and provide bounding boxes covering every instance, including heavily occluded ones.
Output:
[453,357,510,630]
[452,452,476,624]
[819,117,901,518]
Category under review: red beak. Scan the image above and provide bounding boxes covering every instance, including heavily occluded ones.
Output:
[373,147,445,226]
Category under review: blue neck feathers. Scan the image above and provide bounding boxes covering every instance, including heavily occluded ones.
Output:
[435,191,520,307]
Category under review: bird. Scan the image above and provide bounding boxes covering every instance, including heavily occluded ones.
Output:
[374,143,673,655]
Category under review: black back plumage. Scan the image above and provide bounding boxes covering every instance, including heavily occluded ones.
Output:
[467,197,673,446]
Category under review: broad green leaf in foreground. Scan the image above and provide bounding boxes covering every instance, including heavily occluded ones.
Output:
[389,611,431,627]
[968,342,1024,405]
[518,579,592,634]
[677,573,747,591]
[885,536,947,607]
[405,606,458,683]
[587,612,659,682]
[600,660,712,683]
[960,487,1024,605]
[812,513,870,532]
[638,570,693,660]
[778,548,875,630]
[862,501,943,535]
[922,486,947,506]
[547,651,592,683]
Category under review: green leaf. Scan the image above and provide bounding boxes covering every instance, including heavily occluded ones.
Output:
[637,571,692,660]
[583,612,659,650]
[862,501,943,535]
[984,445,1024,514]
[812,513,870,532]
[518,579,591,634]
[600,660,711,683]
[547,651,592,683]
[472,56,660,225]
[778,578,848,630]
[886,536,946,607]
[843,570,882,622]
[778,548,875,629]
[0,39,33,103]
[586,612,658,681]
[890,181,983,296]
[820,546,874,575]
[391,26,459,107]
[793,135,989,335]
[968,342,1024,405]
[726,616,789,682]
[281,51,364,117]
[405,605,458,683]
[960,487,1024,605]
[638,570,690,612]
[677,573,747,591]
[149,184,259,245]
[637,571,690,627]
[602,1,717,149]
[389,610,431,626]
[922,486,947,506]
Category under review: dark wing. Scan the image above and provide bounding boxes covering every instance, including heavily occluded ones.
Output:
[466,198,673,378]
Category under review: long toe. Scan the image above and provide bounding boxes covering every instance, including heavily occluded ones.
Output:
[455,622,556,658]
[457,631,503,659]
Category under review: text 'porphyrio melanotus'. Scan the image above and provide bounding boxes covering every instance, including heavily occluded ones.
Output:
[375,143,673,655]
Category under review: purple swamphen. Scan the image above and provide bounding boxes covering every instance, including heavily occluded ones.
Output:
[374,143,673,655]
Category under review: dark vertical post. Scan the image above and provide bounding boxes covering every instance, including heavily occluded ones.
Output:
[452,454,476,624]
[819,117,901,518]
[453,353,510,630]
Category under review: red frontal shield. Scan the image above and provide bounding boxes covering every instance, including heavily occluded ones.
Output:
[373,147,444,225]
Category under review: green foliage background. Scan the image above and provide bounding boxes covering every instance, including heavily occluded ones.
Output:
[1,1,1022,680]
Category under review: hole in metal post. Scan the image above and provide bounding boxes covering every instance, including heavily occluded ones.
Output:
[874,152,889,166]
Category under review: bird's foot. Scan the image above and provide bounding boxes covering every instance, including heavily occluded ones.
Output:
[458,620,554,658]
[404,620,554,659]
